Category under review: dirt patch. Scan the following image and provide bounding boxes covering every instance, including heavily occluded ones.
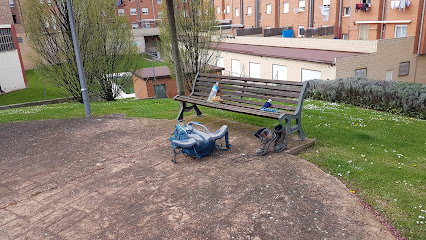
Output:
[0,116,395,239]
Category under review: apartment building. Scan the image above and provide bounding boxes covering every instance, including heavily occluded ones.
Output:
[0,0,27,93]
[116,0,163,29]
[214,0,426,42]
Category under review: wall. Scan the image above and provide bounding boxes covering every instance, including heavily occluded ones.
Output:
[0,50,26,93]
[133,76,178,99]
[116,0,162,28]
[224,35,378,52]
[414,54,426,84]
[9,0,24,33]
[335,37,417,82]
[0,0,13,24]
[218,50,336,81]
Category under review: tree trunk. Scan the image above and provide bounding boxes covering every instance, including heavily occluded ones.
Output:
[165,0,185,96]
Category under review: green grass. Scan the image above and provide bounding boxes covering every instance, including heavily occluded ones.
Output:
[0,56,166,107]
[0,100,425,239]
[0,70,65,106]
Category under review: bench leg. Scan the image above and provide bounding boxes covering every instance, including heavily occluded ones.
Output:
[282,118,291,150]
[177,102,186,122]
[193,105,202,117]
[177,102,203,121]
[295,117,306,141]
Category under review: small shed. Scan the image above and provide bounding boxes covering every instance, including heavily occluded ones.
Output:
[133,66,224,99]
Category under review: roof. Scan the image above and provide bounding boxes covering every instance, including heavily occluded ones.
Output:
[134,65,225,79]
[217,42,364,64]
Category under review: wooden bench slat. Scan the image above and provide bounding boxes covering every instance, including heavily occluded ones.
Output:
[196,78,303,93]
[176,96,281,119]
[199,73,304,86]
[194,88,299,105]
[192,91,297,112]
[189,95,294,115]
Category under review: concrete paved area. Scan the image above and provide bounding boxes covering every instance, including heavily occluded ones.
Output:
[0,116,395,239]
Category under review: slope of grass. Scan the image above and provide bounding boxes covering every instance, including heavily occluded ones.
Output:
[0,70,64,106]
[0,99,424,239]
[0,57,166,106]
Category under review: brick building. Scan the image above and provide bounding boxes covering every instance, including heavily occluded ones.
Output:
[0,0,27,93]
[116,0,163,29]
[214,0,426,43]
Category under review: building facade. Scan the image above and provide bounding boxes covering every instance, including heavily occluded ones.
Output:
[216,36,425,84]
[0,0,27,93]
[116,0,163,29]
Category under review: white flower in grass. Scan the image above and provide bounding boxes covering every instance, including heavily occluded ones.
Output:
[361,154,365,157]
[384,149,388,153]
[348,160,352,164]
[338,173,342,176]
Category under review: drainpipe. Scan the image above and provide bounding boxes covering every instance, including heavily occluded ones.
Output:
[256,0,259,28]
[414,0,426,83]
[137,0,142,28]
[309,0,314,28]
[241,0,244,25]
[338,0,342,38]
[381,0,385,39]
[151,0,156,23]
[277,0,280,28]
[417,0,426,57]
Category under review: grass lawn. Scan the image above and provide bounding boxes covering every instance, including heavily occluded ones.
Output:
[0,56,166,106]
[0,98,424,239]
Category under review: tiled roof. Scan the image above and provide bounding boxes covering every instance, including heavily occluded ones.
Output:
[217,42,364,64]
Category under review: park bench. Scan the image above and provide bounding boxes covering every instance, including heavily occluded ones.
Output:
[174,73,309,149]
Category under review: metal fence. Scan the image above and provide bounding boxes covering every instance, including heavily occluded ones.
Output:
[304,26,334,38]
[236,27,262,36]
[263,26,293,37]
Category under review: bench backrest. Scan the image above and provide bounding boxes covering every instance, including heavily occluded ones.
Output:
[192,73,309,114]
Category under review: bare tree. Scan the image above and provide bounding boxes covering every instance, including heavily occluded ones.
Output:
[22,0,139,101]
[159,0,222,92]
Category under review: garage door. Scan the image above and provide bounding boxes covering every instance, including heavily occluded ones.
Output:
[272,64,287,80]
[301,69,321,82]
[231,59,241,77]
[249,62,260,78]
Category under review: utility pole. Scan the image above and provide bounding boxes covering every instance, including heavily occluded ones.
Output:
[66,0,92,117]
[165,0,185,96]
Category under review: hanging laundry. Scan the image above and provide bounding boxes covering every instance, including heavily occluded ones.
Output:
[355,3,363,13]
[320,6,330,22]
[391,1,400,9]
[399,0,407,11]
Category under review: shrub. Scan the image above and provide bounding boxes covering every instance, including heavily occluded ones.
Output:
[306,78,426,119]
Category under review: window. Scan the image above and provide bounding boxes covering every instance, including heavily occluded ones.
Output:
[12,15,17,24]
[231,59,241,77]
[156,0,162,4]
[226,5,230,14]
[158,12,163,19]
[399,62,410,76]
[355,68,367,78]
[266,4,272,14]
[247,6,252,16]
[249,62,260,79]
[130,8,137,15]
[131,23,139,29]
[235,8,239,17]
[344,7,350,16]
[183,10,188,17]
[143,23,150,28]
[358,24,369,40]
[342,34,349,39]
[17,37,23,43]
[386,70,393,81]
[9,0,14,7]
[217,6,221,14]
[0,28,16,52]
[299,0,305,10]
[298,25,304,37]
[395,25,407,38]
[259,13,262,21]
[283,2,289,13]
[272,65,287,80]
[301,69,321,82]
[142,8,149,15]
[323,0,330,6]
[118,9,125,16]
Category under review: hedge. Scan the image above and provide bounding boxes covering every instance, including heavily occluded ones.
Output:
[306,78,426,119]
